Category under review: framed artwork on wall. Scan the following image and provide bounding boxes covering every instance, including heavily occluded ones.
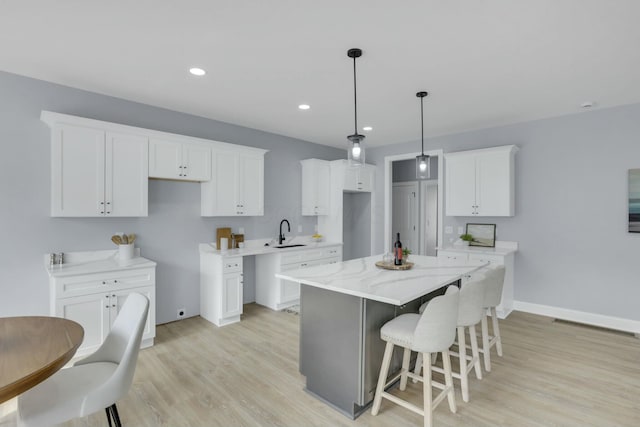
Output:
[466,223,496,247]
[629,169,640,233]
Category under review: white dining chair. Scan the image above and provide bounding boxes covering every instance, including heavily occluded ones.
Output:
[414,277,487,402]
[17,293,150,427]
[371,285,459,427]
[480,266,506,371]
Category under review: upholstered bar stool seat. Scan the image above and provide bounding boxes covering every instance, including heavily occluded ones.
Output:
[414,276,487,402]
[371,286,459,427]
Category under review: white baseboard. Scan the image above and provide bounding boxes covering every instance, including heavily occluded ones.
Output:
[513,301,640,335]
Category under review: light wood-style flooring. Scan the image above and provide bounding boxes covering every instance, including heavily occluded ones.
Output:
[2,304,639,426]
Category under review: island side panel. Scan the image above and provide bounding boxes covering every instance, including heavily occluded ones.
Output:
[299,284,363,418]
[361,298,423,405]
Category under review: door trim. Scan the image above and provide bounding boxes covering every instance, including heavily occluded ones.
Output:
[384,149,443,254]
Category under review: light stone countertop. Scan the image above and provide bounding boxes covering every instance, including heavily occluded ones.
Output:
[439,240,518,256]
[276,254,487,306]
[46,250,156,278]
[198,238,342,258]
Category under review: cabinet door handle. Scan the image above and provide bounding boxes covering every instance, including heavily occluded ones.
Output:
[114,280,118,283]
[105,305,110,308]
[112,294,116,297]
[102,281,106,285]
[106,295,110,298]
[112,304,116,308]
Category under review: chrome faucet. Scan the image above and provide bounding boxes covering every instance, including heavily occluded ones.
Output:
[279,219,290,245]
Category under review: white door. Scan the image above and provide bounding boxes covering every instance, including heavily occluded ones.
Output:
[445,154,476,216]
[51,125,105,217]
[357,167,373,192]
[183,143,211,181]
[475,151,510,216]
[113,287,155,341]
[213,150,239,215]
[222,273,243,318]
[392,182,419,256]
[301,161,316,215]
[148,138,182,179]
[56,293,110,356]
[105,132,148,217]
[279,263,302,304]
[238,153,264,216]
[315,161,331,214]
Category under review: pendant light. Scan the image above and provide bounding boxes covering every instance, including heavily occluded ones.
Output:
[416,91,430,179]
[347,48,365,166]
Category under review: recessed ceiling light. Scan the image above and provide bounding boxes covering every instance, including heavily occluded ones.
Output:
[580,101,595,109]
[189,67,206,76]
[363,126,373,131]
[298,104,310,110]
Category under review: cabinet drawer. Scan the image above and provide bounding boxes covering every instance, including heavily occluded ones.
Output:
[321,246,342,259]
[54,268,154,298]
[437,251,467,261]
[468,253,504,266]
[223,257,243,273]
[280,251,305,265]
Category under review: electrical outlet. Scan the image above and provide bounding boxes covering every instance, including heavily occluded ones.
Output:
[238,227,245,234]
[298,225,303,233]
[177,308,186,319]
[457,227,464,235]
[445,226,453,234]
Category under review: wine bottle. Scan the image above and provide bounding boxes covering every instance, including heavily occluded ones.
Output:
[394,233,403,265]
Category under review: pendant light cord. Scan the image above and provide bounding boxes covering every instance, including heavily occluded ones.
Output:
[420,95,424,155]
[353,55,358,135]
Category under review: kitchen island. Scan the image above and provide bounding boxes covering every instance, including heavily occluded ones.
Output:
[276,254,486,418]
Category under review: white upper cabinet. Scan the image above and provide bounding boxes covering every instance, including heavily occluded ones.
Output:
[445,145,518,217]
[301,159,330,215]
[149,138,211,181]
[49,123,148,217]
[343,163,374,192]
[201,149,266,216]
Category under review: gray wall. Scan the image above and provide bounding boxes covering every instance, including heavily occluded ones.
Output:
[368,103,640,321]
[0,71,344,323]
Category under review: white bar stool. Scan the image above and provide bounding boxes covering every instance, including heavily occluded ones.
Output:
[371,286,459,427]
[414,277,487,402]
[480,265,506,371]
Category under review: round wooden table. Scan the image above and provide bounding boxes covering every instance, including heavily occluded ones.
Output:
[0,316,84,403]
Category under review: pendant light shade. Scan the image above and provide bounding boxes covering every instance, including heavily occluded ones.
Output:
[347,48,365,166]
[416,91,430,179]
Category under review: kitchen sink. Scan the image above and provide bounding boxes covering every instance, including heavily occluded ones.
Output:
[274,244,307,249]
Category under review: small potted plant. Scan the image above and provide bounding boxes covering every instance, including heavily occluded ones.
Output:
[459,233,473,246]
[402,248,412,261]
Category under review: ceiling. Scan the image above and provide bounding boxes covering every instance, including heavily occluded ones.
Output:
[1,1,640,149]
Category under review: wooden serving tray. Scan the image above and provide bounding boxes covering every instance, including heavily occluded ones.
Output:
[375,261,414,270]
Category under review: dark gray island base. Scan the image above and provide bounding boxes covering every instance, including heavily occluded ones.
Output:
[299,284,435,419]
[276,254,486,418]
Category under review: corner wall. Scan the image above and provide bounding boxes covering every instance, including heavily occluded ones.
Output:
[368,103,640,322]
[0,71,344,323]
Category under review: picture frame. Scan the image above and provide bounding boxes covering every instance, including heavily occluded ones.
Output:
[629,169,640,233]
[466,223,496,247]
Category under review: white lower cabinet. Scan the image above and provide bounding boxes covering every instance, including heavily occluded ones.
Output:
[50,264,156,358]
[255,245,342,311]
[438,246,515,318]
[200,255,244,326]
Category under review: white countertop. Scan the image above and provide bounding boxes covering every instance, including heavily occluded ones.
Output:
[199,239,342,258]
[46,250,156,278]
[439,240,518,256]
[276,254,487,306]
